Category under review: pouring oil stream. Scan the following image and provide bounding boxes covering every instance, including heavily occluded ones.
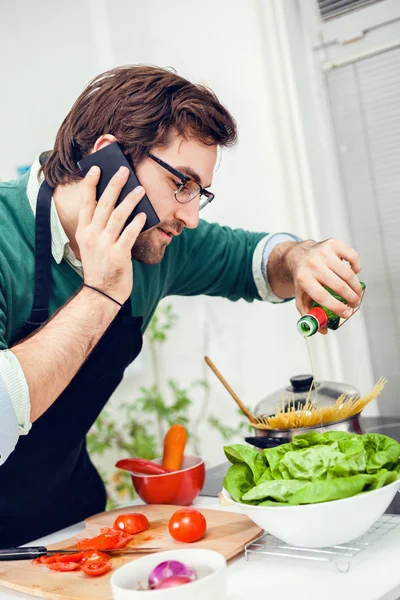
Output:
[305,337,318,405]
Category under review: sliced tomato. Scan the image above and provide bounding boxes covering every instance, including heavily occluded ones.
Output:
[56,552,86,563]
[81,559,111,577]
[47,561,80,572]
[80,550,110,563]
[100,526,118,535]
[113,513,150,535]
[77,530,119,551]
[32,554,61,565]
[77,538,94,550]
[113,534,134,549]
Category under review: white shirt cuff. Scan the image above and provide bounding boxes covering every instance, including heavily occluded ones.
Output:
[252,233,302,303]
[0,376,19,465]
[0,350,31,435]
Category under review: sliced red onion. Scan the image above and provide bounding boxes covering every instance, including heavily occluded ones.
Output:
[148,560,196,589]
[153,575,193,589]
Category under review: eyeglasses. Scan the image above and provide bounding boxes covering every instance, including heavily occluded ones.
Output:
[148,152,215,210]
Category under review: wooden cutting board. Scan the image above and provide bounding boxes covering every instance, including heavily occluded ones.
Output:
[0,504,262,600]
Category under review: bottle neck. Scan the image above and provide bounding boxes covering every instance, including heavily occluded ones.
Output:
[297,307,328,337]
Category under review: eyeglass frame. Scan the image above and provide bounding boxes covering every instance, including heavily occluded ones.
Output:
[147,152,215,210]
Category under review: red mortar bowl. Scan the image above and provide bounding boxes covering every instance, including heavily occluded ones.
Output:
[130,456,205,505]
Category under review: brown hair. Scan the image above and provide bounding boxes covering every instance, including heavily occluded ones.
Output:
[43,65,237,187]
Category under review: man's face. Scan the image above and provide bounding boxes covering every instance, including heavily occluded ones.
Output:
[132,134,217,264]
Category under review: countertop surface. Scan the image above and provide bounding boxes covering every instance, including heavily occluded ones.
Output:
[2,415,400,600]
[2,496,400,600]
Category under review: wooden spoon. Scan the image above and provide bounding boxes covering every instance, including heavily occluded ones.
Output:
[204,356,258,424]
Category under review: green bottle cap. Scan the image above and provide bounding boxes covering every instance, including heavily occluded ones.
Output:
[297,315,319,337]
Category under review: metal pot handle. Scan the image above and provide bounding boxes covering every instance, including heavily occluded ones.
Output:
[245,436,291,449]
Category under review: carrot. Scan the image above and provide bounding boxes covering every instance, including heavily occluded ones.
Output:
[162,424,187,471]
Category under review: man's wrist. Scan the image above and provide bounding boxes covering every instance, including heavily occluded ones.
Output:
[267,239,315,299]
[79,285,121,319]
[254,233,302,303]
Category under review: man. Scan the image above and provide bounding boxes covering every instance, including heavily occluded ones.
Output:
[0,65,362,546]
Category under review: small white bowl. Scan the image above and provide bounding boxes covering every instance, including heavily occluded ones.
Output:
[110,549,227,600]
[222,478,400,548]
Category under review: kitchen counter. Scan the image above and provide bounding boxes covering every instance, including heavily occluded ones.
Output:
[2,496,400,600]
[3,415,400,600]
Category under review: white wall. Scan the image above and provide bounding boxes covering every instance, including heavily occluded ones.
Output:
[0,0,376,469]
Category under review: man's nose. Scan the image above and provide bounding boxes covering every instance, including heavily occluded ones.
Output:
[174,199,200,230]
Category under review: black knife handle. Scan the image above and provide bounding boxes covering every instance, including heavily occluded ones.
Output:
[0,546,47,560]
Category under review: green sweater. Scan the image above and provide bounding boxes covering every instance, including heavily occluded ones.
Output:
[0,171,267,349]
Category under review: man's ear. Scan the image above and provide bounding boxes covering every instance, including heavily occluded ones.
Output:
[92,134,118,153]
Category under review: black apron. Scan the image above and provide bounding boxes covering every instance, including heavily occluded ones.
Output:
[0,180,143,547]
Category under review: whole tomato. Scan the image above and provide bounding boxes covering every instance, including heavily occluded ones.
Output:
[168,508,207,543]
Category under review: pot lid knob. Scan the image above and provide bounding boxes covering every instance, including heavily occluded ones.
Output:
[288,374,314,392]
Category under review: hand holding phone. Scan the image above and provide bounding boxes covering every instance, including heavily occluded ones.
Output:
[76,164,147,305]
[78,142,160,232]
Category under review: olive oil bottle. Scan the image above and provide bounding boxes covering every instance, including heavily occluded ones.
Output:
[297,282,366,337]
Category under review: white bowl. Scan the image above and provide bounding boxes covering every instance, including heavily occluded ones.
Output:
[222,479,400,548]
[110,549,226,600]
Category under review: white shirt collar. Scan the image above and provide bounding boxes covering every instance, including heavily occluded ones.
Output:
[26,157,83,274]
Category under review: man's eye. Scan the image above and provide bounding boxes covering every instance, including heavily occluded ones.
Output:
[172,179,181,189]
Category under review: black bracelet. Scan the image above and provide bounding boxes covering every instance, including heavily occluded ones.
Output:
[82,283,123,308]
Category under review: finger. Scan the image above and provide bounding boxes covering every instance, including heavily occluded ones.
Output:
[79,166,101,228]
[91,166,129,229]
[298,279,353,319]
[295,291,312,316]
[105,186,145,241]
[329,240,361,274]
[118,213,147,250]
[316,265,360,308]
[328,256,364,298]
[319,327,328,335]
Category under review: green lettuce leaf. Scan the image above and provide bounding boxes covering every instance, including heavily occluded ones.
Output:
[224,444,266,483]
[287,473,377,504]
[279,439,367,481]
[362,434,400,473]
[256,468,274,484]
[366,469,398,491]
[223,463,255,503]
[258,500,289,506]
[242,479,309,503]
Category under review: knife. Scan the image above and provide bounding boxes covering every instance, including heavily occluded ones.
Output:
[0,546,160,561]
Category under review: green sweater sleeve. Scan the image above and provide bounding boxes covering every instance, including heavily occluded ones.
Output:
[165,220,268,302]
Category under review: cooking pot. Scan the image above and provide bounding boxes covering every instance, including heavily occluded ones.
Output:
[245,374,364,449]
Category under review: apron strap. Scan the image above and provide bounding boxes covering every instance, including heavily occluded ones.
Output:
[31,181,53,322]
[119,298,134,317]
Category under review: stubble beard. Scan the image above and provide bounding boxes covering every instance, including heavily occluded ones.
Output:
[131,228,168,264]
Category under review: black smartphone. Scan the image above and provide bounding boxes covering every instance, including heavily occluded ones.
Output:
[77,142,160,232]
